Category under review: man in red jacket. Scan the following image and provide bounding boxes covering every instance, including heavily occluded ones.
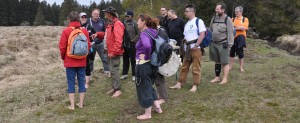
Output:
[59,11,91,110]
[92,6,125,97]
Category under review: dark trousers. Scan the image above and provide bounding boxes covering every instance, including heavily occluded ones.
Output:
[122,45,136,76]
[154,72,167,100]
[85,53,92,76]
[136,62,158,108]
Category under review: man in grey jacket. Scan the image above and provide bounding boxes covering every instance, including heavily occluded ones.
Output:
[209,2,234,84]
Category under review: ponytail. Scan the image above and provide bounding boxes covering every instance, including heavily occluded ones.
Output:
[138,14,157,29]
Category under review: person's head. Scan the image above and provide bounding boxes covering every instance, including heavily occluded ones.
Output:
[137,14,157,31]
[184,4,196,19]
[91,8,100,20]
[235,6,243,17]
[215,2,226,16]
[125,10,134,21]
[153,16,160,27]
[160,7,168,16]
[167,10,177,20]
[79,12,87,23]
[68,11,80,22]
[102,6,118,20]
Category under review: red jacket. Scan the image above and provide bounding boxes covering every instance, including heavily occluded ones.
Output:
[96,18,124,56]
[59,22,91,67]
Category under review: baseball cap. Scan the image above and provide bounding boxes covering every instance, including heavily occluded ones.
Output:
[79,12,87,17]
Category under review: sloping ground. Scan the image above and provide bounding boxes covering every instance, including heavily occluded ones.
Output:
[0,26,65,122]
[0,27,300,122]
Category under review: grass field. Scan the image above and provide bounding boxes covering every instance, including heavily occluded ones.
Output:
[0,27,300,123]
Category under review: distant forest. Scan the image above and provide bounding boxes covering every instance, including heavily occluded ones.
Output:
[0,0,299,38]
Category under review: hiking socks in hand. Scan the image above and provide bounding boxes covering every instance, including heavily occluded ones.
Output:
[215,64,221,77]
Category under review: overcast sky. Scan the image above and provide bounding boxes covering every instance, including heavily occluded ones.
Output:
[44,0,106,6]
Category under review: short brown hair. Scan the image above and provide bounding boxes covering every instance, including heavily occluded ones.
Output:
[68,11,80,22]
[137,14,157,29]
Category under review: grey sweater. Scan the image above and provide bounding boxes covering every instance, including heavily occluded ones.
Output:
[209,14,234,47]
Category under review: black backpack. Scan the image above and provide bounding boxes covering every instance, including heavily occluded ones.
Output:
[121,21,131,48]
[145,28,173,67]
[110,20,131,49]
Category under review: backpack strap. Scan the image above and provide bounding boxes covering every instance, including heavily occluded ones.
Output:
[195,18,199,36]
[233,17,245,23]
[145,29,155,40]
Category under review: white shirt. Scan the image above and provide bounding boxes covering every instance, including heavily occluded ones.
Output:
[183,17,206,50]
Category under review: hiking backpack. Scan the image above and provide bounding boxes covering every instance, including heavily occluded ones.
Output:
[145,28,173,67]
[67,27,89,59]
[121,22,131,48]
[195,18,212,48]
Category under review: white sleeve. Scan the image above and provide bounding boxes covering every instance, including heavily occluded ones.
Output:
[198,19,206,33]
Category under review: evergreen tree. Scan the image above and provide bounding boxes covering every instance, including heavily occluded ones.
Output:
[29,0,39,25]
[18,0,31,25]
[7,0,19,26]
[0,0,8,26]
[59,0,77,25]
[34,6,46,26]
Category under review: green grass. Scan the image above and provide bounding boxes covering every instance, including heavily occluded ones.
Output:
[1,39,300,123]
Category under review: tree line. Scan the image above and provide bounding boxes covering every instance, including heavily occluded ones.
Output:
[0,0,122,26]
[0,0,299,38]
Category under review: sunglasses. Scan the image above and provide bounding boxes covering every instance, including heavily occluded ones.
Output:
[81,16,87,18]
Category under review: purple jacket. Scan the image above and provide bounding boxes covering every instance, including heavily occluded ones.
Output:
[135,28,157,60]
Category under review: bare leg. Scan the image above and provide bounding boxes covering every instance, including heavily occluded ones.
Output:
[137,107,152,120]
[239,58,244,72]
[68,93,75,110]
[210,63,221,83]
[229,57,234,70]
[85,76,90,88]
[76,93,84,108]
[220,64,230,84]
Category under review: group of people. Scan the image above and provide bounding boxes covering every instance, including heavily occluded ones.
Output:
[58,2,249,120]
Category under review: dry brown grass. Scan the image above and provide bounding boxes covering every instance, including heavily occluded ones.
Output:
[276,34,300,54]
[0,26,63,91]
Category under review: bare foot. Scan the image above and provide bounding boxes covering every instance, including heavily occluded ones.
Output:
[189,85,197,92]
[68,106,75,110]
[154,107,163,114]
[210,77,221,83]
[169,82,181,89]
[158,99,165,105]
[137,114,151,120]
[76,103,83,109]
[240,68,244,72]
[219,80,228,85]
[85,83,89,89]
[112,90,122,98]
[106,89,115,95]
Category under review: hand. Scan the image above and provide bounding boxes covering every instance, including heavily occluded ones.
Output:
[103,48,108,53]
[192,46,198,50]
[139,54,145,60]
[108,53,115,58]
[91,34,97,40]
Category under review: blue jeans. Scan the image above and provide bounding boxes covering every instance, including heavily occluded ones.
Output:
[66,67,86,93]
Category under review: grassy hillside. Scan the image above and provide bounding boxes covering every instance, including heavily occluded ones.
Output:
[0,27,300,123]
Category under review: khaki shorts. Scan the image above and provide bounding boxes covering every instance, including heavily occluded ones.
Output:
[209,42,229,65]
